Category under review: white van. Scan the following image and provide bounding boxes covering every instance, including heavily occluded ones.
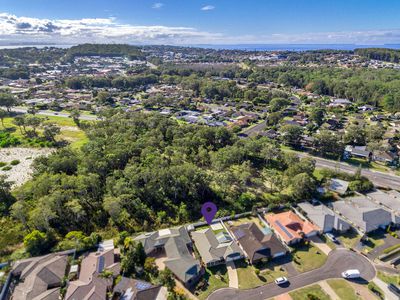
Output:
[341,269,361,279]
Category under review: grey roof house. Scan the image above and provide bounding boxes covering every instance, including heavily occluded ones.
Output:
[230,223,288,264]
[113,277,167,300]
[298,202,351,233]
[328,178,350,195]
[135,226,202,287]
[191,228,243,267]
[367,190,400,224]
[11,254,68,300]
[331,196,393,233]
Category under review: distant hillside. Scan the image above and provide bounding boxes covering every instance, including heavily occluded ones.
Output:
[355,48,400,63]
[65,43,145,61]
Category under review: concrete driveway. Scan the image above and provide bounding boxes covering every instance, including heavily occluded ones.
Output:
[207,249,376,300]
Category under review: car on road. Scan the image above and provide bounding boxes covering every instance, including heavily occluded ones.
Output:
[275,277,288,285]
[341,269,360,279]
[388,283,400,296]
[326,232,339,243]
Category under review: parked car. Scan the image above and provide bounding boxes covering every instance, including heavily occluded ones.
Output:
[341,269,360,279]
[326,232,338,243]
[275,277,288,285]
[388,284,400,296]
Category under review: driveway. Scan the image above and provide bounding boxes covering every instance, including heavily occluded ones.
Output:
[207,249,375,300]
[367,232,400,260]
[309,236,332,255]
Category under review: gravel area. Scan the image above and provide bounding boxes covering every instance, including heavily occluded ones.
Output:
[0,147,54,188]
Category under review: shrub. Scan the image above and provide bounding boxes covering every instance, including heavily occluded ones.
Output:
[2,166,12,171]
[0,132,20,147]
[0,162,6,167]
[10,160,20,166]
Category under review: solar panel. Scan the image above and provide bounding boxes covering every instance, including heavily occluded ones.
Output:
[275,220,294,239]
[136,281,152,290]
[98,256,105,273]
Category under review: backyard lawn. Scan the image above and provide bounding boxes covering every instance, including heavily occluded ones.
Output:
[235,259,267,289]
[291,243,328,273]
[290,284,331,300]
[196,265,229,300]
[362,231,385,254]
[327,279,361,300]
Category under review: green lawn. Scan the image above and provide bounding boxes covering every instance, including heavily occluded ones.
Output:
[338,230,361,249]
[368,282,384,300]
[2,116,88,149]
[319,235,337,250]
[377,271,400,286]
[291,243,328,273]
[327,279,361,300]
[196,265,229,300]
[290,284,331,300]
[235,259,267,289]
[362,231,386,254]
[254,259,288,283]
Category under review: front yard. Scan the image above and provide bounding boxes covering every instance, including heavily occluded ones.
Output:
[195,265,229,300]
[291,243,328,273]
[377,271,400,286]
[327,279,361,300]
[289,284,331,300]
[338,230,361,249]
[234,259,267,289]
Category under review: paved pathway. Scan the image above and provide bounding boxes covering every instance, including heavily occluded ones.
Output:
[226,261,238,288]
[373,277,398,300]
[207,249,376,300]
[309,236,332,255]
[319,281,339,300]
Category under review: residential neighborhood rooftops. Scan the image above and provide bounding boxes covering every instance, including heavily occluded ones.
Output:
[12,254,67,300]
[231,222,287,263]
[113,277,167,300]
[265,211,320,244]
[367,190,400,220]
[191,228,243,265]
[298,202,351,233]
[330,196,393,233]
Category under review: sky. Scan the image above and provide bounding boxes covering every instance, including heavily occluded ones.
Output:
[1,0,400,45]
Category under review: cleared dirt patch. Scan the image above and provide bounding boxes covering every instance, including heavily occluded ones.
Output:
[0,147,54,187]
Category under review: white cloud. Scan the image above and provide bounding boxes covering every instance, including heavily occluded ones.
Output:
[152,3,164,9]
[201,5,215,11]
[1,12,400,45]
[0,12,222,44]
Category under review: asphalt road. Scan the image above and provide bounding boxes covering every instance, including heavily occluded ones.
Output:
[207,249,376,300]
[296,152,400,190]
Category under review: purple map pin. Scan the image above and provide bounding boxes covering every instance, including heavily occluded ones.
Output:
[201,202,217,225]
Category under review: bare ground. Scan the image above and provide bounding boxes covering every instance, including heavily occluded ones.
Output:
[0,147,54,188]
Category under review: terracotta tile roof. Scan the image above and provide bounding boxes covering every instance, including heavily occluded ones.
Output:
[265,211,320,243]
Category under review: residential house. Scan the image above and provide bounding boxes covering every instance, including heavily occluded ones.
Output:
[298,202,351,233]
[230,223,288,264]
[367,190,400,224]
[372,151,398,166]
[344,145,372,161]
[329,98,352,108]
[328,178,350,196]
[134,227,202,287]
[330,196,393,233]
[65,249,121,300]
[113,277,167,300]
[191,228,243,267]
[11,254,68,300]
[265,211,320,245]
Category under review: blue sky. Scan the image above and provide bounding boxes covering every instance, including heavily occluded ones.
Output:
[1,0,400,44]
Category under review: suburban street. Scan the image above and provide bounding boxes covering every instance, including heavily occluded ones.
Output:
[208,249,376,300]
[296,152,400,190]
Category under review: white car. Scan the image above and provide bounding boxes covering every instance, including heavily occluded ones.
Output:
[342,269,361,279]
[326,233,338,243]
[275,277,289,285]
